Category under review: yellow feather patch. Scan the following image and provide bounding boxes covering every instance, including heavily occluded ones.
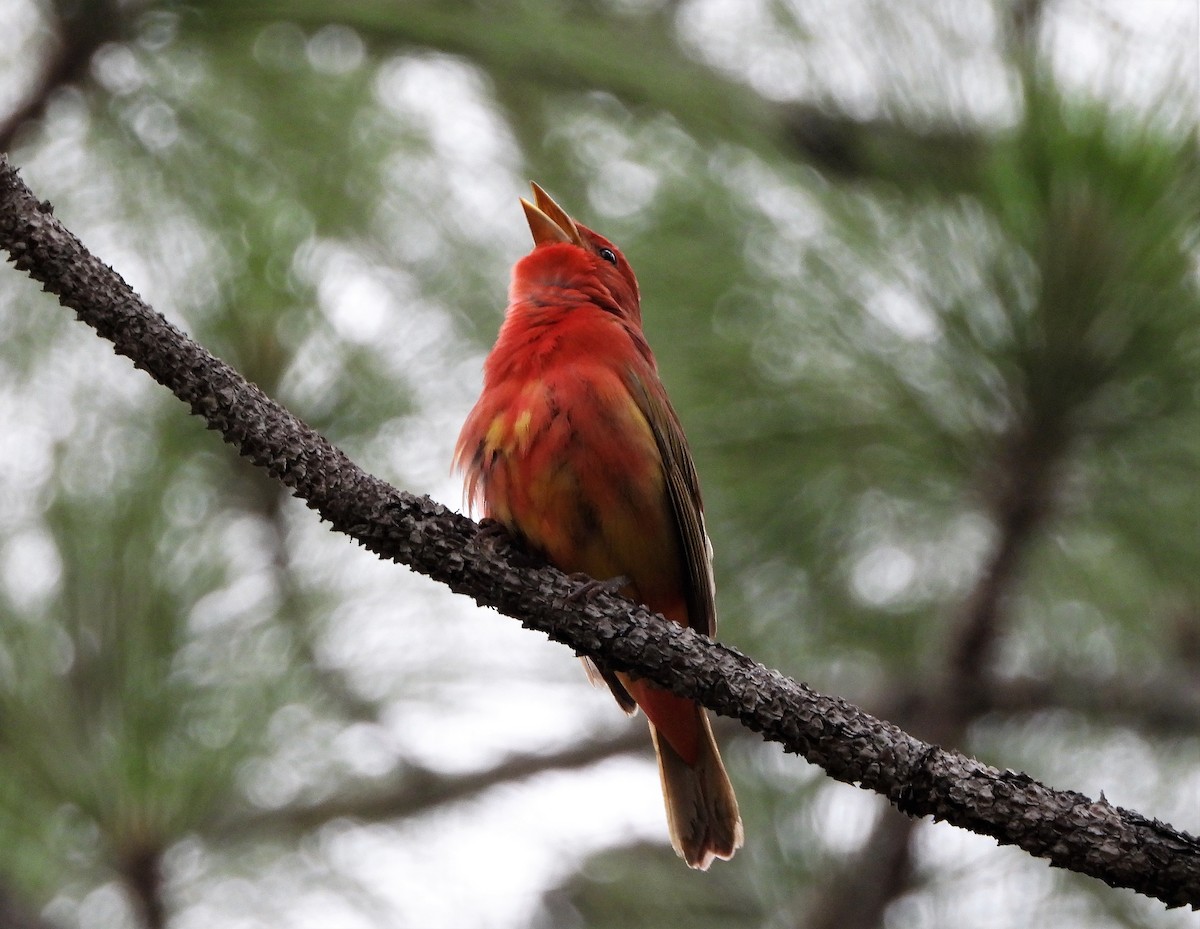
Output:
[513,408,533,451]
[483,407,536,459]
[484,414,508,453]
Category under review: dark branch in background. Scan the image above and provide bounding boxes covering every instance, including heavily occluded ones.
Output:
[809,413,1068,929]
[0,0,123,152]
[876,672,1200,739]
[208,729,647,841]
[946,419,1065,714]
[117,844,166,929]
[1007,0,1050,57]
[1,159,1198,910]
[197,0,772,149]
[988,673,1200,734]
[201,0,1004,200]
[259,480,386,724]
[807,816,918,929]
[804,7,1065,922]
[0,884,62,929]
[783,104,991,193]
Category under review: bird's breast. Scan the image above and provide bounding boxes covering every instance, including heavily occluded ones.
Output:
[462,356,681,601]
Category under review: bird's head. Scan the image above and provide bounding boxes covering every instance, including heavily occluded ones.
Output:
[512,182,642,327]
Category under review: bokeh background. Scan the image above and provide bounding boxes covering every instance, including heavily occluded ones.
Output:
[0,1,1197,927]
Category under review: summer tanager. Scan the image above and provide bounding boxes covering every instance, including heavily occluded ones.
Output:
[455,183,742,868]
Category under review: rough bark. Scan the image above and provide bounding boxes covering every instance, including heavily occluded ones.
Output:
[1,157,1198,909]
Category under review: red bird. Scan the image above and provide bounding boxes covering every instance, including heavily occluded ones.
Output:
[455,183,742,868]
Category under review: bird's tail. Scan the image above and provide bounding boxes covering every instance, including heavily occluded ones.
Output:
[650,707,743,869]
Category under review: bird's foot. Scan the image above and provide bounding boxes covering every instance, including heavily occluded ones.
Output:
[473,517,513,551]
[472,518,541,567]
[566,573,632,603]
[476,516,505,536]
[472,518,521,558]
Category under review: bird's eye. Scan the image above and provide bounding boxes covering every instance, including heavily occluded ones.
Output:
[598,247,617,265]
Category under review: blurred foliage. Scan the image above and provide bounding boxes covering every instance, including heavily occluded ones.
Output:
[0,0,1196,927]
[536,842,762,929]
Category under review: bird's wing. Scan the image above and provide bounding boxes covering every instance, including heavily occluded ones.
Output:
[625,369,717,639]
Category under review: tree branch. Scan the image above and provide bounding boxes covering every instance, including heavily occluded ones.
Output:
[0,0,124,152]
[1,156,1197,909]
[208,729,647,841]
[117,843,166,929]
[805,426,1065,928]
[807,814,918,929]
[782,104,992,193]
[986,673,1200,734]
[193,0,772,150]
[0,884,62,929]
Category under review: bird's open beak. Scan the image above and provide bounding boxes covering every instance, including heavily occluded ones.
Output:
[521,182,585,248]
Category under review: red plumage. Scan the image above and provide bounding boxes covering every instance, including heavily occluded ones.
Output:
[455,183,742,868]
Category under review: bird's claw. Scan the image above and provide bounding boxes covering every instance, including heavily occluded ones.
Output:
[472,518,541,567]
[473,517,512,551]
[566,573,632,603]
